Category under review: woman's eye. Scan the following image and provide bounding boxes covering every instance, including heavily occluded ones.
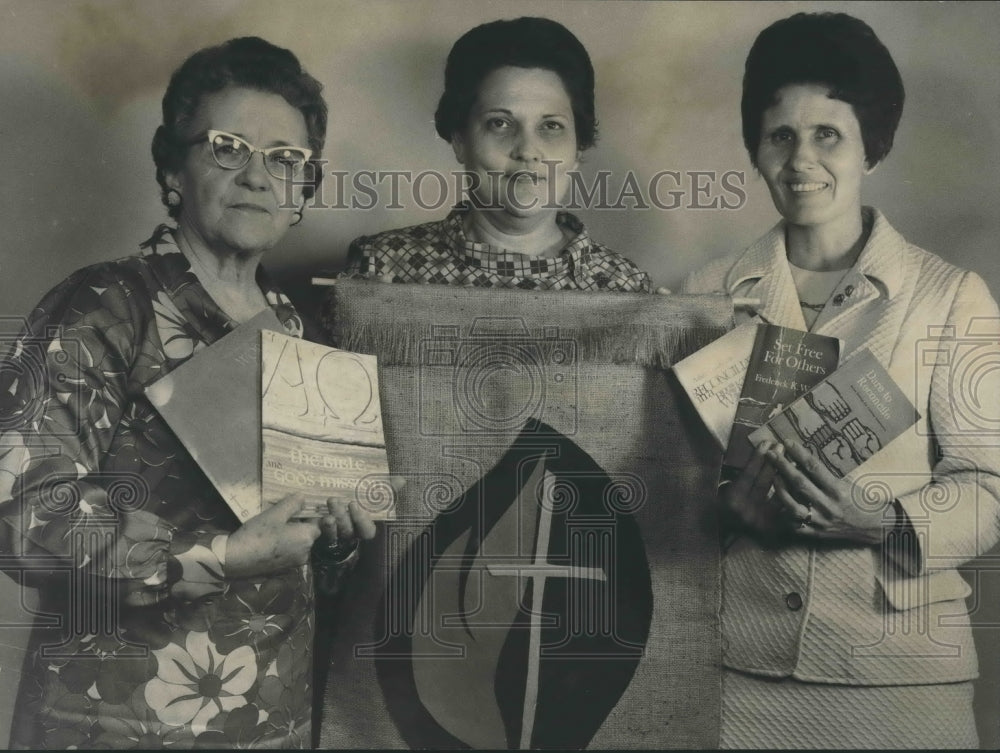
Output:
[213,136,245,155]
[816,127,840,142]
[487,118,510,131]
[273,153,302,167]
[768,130,793,145]
[540,121,568,137]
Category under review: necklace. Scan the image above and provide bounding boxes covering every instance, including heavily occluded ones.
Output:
[798,300,826,312]
[790,263,853,317]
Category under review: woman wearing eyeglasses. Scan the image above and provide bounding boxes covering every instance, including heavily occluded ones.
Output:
[0,37,374,748]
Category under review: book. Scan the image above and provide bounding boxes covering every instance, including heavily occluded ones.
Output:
[145,309,285,522]
[672,322,758,449]
[260,330,394,519]
[724,324,841,471]
[749,348,919,477]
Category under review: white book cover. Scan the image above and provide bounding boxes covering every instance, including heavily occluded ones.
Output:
[672,322,758,449]
[261,330,394,519]
[145,309,285,522]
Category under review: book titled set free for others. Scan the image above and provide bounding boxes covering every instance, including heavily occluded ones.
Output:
[724,324,841,471]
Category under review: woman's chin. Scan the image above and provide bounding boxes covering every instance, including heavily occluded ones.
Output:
[472,195,560,222]
[503,201,551,220]
[215,221,286,256]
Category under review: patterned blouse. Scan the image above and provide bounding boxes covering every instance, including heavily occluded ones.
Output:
[339,206,652,292]
[0,226,314,748]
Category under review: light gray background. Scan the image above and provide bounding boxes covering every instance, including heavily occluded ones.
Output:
[0,0,997,747]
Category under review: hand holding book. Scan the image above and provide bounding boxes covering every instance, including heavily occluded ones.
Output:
[720,436,892,545]
[756,439,891,546]
[746,349,919,544]
[677,327,918,544]
[226,495,325,579]
[226,494,381,579]
[717,442,784,539]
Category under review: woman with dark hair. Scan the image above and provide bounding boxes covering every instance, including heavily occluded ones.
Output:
[683,12,1000,748]
[339,16,649,291]
[0,37,375,748]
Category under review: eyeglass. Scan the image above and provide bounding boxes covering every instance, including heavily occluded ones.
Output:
[202,130,313,181]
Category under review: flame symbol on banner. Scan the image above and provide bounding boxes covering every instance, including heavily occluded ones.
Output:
[374,420,653,749]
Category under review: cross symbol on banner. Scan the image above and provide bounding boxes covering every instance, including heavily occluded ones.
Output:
[486,469,607,749]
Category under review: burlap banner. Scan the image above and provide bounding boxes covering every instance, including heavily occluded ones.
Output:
[317,281,733,749]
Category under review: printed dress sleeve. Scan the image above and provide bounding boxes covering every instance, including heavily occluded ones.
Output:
[338,236,376,279]
[0,268,227,606]
[586,247,653,293]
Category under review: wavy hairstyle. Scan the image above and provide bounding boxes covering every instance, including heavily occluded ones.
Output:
[742,13,904,168]
[434,17,598,151]
[152,36,327,219]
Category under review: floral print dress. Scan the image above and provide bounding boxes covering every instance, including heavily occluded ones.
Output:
[0,226,314,748]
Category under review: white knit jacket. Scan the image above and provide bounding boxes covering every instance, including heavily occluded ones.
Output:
[683,208,1000,684]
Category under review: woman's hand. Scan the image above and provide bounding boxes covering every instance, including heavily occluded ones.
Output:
[763,439,888,545]
[318,499,378,549]
[227,495,322,578]
[719,441,785,537]
[315,477,405,563]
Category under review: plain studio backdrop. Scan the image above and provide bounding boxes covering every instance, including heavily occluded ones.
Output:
[0,0,998,747]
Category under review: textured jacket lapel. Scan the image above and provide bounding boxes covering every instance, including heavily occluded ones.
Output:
[813,210,913,364]
[727,211,915,366]
[726,221,807,330]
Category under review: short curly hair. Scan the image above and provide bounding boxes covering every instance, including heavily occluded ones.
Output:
[434,17,598,151]
[152,36,327,219]
[742,13,904,168]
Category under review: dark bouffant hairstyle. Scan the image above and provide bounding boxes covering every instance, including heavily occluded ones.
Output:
[434,17,598,150]
[152,36,327,218]
[742,13,904,167]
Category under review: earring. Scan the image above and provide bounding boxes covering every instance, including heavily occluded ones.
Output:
[166,189,182,207]
[290,208,304,226]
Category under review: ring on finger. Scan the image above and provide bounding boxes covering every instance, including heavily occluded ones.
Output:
[796,511,813,529]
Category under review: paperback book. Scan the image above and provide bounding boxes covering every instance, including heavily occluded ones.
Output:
[750,348,919,477]
[724,324,841,471]
[672,322,758,449]
[145,309,285,522]
[261,330,394,519]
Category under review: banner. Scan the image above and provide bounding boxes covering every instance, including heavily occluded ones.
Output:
[317,281,732,749]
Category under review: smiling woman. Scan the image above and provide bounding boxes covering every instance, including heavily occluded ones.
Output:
[756,83,872,246]
[336,16,650,292]
[683,12,1000,749]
